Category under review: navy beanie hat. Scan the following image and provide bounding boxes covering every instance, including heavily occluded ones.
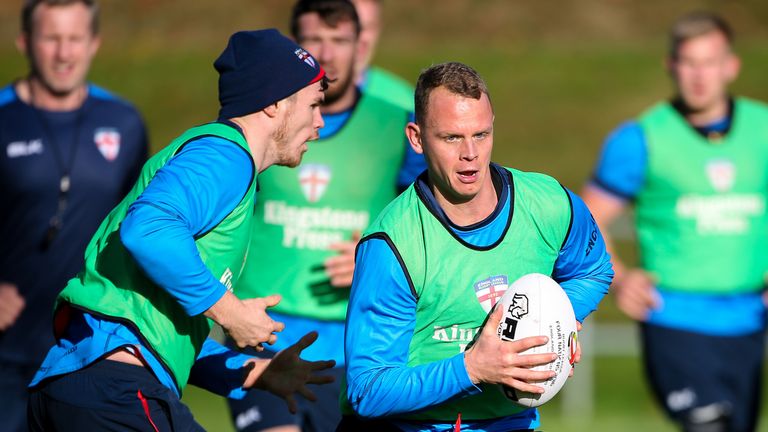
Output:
[215,28,325,119]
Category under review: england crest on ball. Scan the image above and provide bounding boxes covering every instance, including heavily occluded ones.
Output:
[94,128,121,161]
[298,163,331,203]
[474,275,509,312]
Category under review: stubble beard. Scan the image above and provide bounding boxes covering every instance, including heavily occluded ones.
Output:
[272,112,302,168]
[323,63,355,107]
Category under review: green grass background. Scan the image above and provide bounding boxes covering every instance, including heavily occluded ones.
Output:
[2,1,768,430]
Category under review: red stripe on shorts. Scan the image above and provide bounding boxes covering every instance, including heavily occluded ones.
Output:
[137,390,160,432]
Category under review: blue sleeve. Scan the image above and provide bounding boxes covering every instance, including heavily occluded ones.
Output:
[345,238,480,418]
[591,121,647,200]
[553,189,614,322]
[189,337,254,399]
[120,136,253,316]
[396,112,427,190]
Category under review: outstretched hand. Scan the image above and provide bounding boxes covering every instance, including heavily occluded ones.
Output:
[464,305,556,394]
[243,331,336,414]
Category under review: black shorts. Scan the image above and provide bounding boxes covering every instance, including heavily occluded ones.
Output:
[226,346,345,432]
[641,323,764,432]
[28,359,205,432]
[336,416,535,431]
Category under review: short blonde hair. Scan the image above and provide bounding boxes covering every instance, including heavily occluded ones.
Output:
[414,62,491,124]
[670,12,733,58]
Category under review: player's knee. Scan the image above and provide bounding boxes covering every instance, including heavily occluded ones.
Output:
[681,403,731,432]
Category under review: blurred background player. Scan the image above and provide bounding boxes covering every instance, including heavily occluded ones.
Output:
[341,61,613,432]
[582,12,768,432]
[226,1,426,431]
[0,0,147,430]
[27,29,334,431]
[351,0,413,111]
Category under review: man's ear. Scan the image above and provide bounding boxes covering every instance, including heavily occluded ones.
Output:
[725,53,741,84]
[405,122,424,155]
[89,34,101,57]
[664,55,675,79]
[263,102,280,118]
[355,36,369,69]
[16,33,29,56]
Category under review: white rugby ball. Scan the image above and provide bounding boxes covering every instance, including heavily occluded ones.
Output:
[495,273,578,407]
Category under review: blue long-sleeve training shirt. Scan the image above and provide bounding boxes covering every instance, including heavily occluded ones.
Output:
[590,114,766,336]
[31,123,256,398]
[345,165,613,430]
[0,83,148,367]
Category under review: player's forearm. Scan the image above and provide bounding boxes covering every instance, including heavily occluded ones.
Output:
[203,290,242,328]
[189,337,254,399]
[347,354,479,418]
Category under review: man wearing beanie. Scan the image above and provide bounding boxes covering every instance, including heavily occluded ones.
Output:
[27,29,335,431]
[227,1,425,431]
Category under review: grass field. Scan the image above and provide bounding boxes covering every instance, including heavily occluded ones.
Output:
[181,355,768,431]
[2,1,768,429]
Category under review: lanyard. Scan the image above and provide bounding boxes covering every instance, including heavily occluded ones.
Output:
[27,79,87,250]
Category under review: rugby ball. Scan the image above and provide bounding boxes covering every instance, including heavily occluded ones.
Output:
[495,273,578,407]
